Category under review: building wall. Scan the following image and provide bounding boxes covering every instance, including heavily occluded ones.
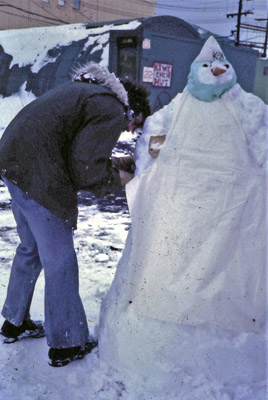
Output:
[253,58,268,104]
[0,16,260,112]
[109,17,259,111]
[0,0,155,30]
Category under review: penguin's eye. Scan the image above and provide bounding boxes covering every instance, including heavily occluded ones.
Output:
[203,64,209,67]
[224,64,230,68]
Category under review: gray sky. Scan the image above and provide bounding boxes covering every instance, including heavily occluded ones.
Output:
[155,0,267,50]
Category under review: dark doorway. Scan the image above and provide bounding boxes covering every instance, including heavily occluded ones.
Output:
[117,37,137,80]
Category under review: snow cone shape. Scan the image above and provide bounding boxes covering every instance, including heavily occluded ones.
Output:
[187,36,237,101]
[99,36,267,398]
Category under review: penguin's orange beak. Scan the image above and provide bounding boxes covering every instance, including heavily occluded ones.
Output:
[211,67,226,76]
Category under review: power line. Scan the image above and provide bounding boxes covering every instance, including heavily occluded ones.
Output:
[227,0,254,45]
[0,0,152,30]
[120,0,155,5]
[29,0,70,23]
[78,0,151,18]
[241,22,266,32]
[156,0,267,54]
[30,0,94,24]
[156,1,235,12]
[227,0,268,55]
[62,1,94,22]
[0,2,68,25]
[0,9,61,27]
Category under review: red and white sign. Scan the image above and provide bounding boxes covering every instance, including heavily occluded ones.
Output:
[153,62,172,87]
[143,66,154,83]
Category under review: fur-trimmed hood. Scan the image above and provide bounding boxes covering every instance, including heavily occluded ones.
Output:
[71,62,129,107]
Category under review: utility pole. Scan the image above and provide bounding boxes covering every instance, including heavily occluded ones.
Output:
[236,0,243,45]
[255,18,268,58]
[227,0,253,46]
[264,20,268,58]
[264,20,268,57]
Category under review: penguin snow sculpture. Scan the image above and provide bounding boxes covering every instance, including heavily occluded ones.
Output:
[99,37,267,397]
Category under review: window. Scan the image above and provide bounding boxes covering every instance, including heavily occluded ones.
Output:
[73,0,80,9]
[58,0,65,5]
[117,37,137,80]
[42,0,49,3]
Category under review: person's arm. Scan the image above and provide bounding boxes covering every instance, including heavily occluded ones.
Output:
[119,169,134,185]
[69,95,127,197]
[111,155,136,185]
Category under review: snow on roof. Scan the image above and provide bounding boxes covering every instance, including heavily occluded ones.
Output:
[0,20,141,73]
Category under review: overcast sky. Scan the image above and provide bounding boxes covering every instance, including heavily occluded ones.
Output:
[155,0,267,48]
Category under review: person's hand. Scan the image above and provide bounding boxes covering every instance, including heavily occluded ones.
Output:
[119,169,134,186]
[112,156,136,174]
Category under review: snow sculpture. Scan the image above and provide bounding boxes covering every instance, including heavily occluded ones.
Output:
[99,36,267,397]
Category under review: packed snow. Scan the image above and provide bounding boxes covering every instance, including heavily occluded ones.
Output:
[0,25,267,400]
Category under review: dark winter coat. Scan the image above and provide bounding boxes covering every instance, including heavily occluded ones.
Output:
[0,82,129,227]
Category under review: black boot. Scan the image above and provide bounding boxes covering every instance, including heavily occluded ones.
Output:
[48,341,97,367]
[1,319,45,343]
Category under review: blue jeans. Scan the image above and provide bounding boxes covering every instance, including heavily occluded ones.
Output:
[1,179,89,348]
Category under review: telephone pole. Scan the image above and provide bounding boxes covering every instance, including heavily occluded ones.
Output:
[256,18,268,58]
[226,0,253,46]
[264,20,268,58]
[226,0,267,56]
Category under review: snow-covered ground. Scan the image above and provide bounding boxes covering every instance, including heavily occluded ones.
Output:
[0,179,136,400]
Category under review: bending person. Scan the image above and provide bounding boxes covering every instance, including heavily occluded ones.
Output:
[0,62,150,367]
